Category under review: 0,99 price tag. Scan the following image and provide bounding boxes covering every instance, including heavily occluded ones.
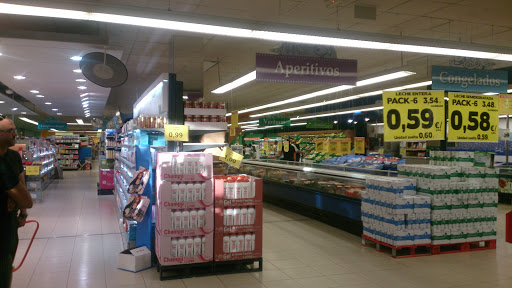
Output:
[26,166,40,176]
[164,124,189,142]
[448,93,498,142]
[220,148,243,168]
[383,91,445,142]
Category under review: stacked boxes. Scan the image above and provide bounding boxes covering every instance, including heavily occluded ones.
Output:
[362,177,431,246]
[214,176,263,261]
[155,153,214,266]
[398,163,498,245]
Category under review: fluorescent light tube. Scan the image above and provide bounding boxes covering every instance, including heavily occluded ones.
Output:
[78,86,87,90]
[81,98,88,101]
[11,108,18,111]
[13,75,25,80]
[73,69,81,73]
[212,71,256,94]
[30,90,39,93]
[19,117,38,125]
[290,122,307,126]
[76,119,84,125]
[483,92,499,95]
[290,105,383,121]
[70,56,82,61]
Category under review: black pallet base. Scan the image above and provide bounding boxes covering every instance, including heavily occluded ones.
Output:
[157,261,214,281]
[498,192,512,204]
[97,189,114,195]
[214,258,263,275]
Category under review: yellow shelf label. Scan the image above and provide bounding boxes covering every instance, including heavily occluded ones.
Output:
[220,147,243,168]
[164,124,189,142]
[26,166,40,176]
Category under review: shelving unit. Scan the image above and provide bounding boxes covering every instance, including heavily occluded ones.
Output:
[98,129,116,194]
[55,135,80,170]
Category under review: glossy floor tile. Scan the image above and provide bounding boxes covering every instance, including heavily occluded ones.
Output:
[10,165,512,287]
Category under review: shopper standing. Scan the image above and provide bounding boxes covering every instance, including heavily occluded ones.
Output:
[279,139,303,162]
[0,114,33,288]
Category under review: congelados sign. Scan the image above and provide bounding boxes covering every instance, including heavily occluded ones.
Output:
[432,65,508,94]
[255,53,357,85]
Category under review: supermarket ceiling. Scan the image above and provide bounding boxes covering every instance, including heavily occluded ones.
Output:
[0,0,511,122]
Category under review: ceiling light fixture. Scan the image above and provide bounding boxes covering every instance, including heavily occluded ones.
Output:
[212,71,256,94]
[57,113,62,115]
[11,108,18,111]
[13,75,26,80]
[36,95,44,98]
[333,120,338,124]
[250,80,430,118]
[0,53,2,56]
[81,97,88,101]
[21,112,26,114]
[76,119,84,125]
[290,122,307,126]
[19,117,38,125]
[73,69,82,73]
[76,79,86,82]
[348,119,353,123]
[82,101,89,105]
[45,102,51,105]
[30,90,39,93]
[70,56,82,61]
[290,105,383,121]
[1,3,510,61]
[80,93,89,97]
[508,89,512,93]
[50,129,60,132]
[240,71,415,115]
[83,104,89,108]
[365,118,370,122]
[77,86,87,90]
[0,101,4,104]
[52,108,58,111]
[183,96,188,99]
[483,92,499,95]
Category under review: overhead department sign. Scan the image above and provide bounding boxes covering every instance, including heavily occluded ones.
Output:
[256,53,357,85]
[432,66,508,93]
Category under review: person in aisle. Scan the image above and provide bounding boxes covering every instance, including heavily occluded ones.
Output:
[0,114,33,288]
[278,138,303,162]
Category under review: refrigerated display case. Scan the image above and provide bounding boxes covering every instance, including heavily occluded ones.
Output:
[239,159,396,235]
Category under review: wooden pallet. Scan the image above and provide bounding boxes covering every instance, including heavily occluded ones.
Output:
[214,258,263,275]
[431,240,496,255]
[157,261,214,281]
[361,235,432,258]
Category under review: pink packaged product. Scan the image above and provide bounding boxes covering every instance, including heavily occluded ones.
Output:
[214,231,262,262]
[156,205,214,237]
[155,229,213,266]
[157,181,213,209]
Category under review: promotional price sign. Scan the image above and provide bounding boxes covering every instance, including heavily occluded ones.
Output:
[164,124,189,142]
[499,94,512,115]
[354,137,365,154]
[277,141,282,151]
[315,140,323,152]
[323,141,329,153]
[220,148,243,168]
[263,142,269,153]
[26,166,40,176]
[284,141,289,152]
[328,141,337,154]
[336,139,351,155]
[383,91,445,141]
[448,93,499,142]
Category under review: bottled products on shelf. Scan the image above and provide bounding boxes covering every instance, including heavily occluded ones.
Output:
[214,175,263,262]
[156,152,214,266]
[136,114,167,129]
[54,135,80,170]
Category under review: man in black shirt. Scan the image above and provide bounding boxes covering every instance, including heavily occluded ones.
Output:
[280,139,303,162]
[0,114,33,288]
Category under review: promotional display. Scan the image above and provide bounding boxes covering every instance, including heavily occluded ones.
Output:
[219,147,243,169]
[354,137,365,154]
[499,94,512,115]
[447,93,499,142]
[213,175,263,262]
[383,90,445,141]
[156,152,214,266]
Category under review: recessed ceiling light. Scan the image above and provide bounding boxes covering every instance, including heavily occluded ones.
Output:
[21,112,26,114]
[80,93,89,97]
[0,53,2,56]
[52,108,58,111]
[70,56,82,61]
[76,79,86,82]
[73,69,82,73]
[77,86,87,90]
[82,101,89,105]
[0,101,4,104]
[45,102,51,105]
[81,97,88,101]
[83,104,89,108]
[30,90,39,93]
[57,113,62,115]
[183,96,188,99]
[13,75,26,80]
[11,108,18,111]
[36,95,44,98]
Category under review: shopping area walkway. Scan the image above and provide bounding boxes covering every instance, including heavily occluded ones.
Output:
[12,168,512,288]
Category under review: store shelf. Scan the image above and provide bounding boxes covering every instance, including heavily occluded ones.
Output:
[183,143,226,152]
[119,156,136,169]
[184,108,227,116]
[106,147,117,150]
[121,144,135,148]
[186,122,228,136]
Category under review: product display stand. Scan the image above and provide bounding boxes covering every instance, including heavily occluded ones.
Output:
[98,130,116,195]
[155,152,215,280]
[212,175,263,273]
[55,135,80,170]
[21,140,57,202]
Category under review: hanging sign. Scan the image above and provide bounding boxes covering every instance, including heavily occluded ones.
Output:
[263,142,269,153]
[38,123,68,130]
[383,90,445,141]
[25,166,40,176]
[256,53,357,85]
[354,137,365,154]
[259,117,290,126]
[315,140,324,152]
[284,141,290,152]
[499,94,512,115]
[219,147,243,168]
[231,111,239,127]
[229,127,236,137]
[277,141,282,151]
[164,124,189,142]
[323,141,329,153]
[448,93,499,142]
[432,66,508,93]
[337,139,351,155]
[306,119,333,129]
[328,141,337,154]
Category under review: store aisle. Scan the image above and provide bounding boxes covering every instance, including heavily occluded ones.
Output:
[12,169,512,288]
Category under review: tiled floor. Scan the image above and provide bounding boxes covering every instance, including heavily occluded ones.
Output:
[12,167,512,288]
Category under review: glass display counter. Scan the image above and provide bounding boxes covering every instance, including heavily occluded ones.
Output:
[238,160,396,235]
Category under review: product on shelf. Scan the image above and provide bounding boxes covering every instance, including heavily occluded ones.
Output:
[214,175,263,261]
[362,177,432,246]
[156,152,214,266]
[135,114,167,129]
[398,162,498,244]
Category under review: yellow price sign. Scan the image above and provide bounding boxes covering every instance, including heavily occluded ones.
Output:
[231,111,239,127]
[26,165,40,176]
[328,141,337,154]
[448,93,498,142]
[383,90,445,141]
[164,124,189,142]
[336,139,351,155]
[315,141,323,153]
[277,141,282,151]
[229,127,236,137]
[323,141,329,152]
[263,142,269,154]
[378,148,384,154]
[220,148,243,168]
[284,141,289,152]
[354,137,365,154]
[499,94,512,115]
